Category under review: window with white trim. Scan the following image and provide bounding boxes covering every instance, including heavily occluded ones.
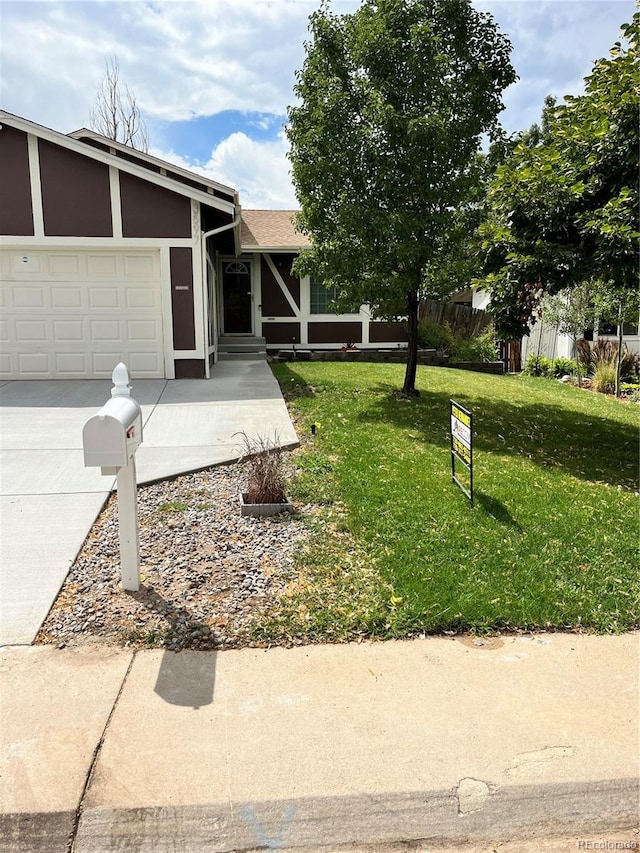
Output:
[310,279,338,314]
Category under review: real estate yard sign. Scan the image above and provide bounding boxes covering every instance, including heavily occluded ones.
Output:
[450,400,473,506]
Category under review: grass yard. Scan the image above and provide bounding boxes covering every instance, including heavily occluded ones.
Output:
[256,362,639,642]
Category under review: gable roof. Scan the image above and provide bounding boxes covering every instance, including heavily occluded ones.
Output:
[69,127,237,206]
[241,209,311,252]
[0,111,237,218]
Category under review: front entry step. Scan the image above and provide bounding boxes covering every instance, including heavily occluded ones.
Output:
[217,336,267,361]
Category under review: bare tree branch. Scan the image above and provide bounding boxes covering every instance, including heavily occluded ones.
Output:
[90,55,149,152]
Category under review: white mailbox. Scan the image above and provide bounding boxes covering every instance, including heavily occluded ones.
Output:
[82,363,143,591]
[83,396,142,472]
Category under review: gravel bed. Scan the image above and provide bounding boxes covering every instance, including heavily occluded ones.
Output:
[36,464,310,651]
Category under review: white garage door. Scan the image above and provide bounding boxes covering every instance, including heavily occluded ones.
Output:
[0,249,165,379]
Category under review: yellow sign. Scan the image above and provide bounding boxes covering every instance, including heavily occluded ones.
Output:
[450,400,473,505]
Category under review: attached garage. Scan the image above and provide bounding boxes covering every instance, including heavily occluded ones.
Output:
[0,248,165,379]
[0,111,240,380]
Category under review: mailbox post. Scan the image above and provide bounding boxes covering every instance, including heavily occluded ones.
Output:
[82,363,143,591]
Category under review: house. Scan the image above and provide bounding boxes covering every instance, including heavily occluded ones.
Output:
[239,209,406,353]
[460,286,640,367]
[0,111,406,380]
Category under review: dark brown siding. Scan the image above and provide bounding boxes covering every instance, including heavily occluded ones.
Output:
[260,256,296,317]
[121,172,191,238]
[369,322,408,343]
[0,126,34,235]
[174,359,205,378]
[270,254,300,306]
[262,322,301,345]
[308,322,362,345]
[170,247,196,350]
[39,140,112,236]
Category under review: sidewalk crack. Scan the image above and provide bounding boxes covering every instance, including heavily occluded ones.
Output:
[67,651,137,853]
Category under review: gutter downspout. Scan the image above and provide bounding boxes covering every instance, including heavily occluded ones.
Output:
[201,212,241,378]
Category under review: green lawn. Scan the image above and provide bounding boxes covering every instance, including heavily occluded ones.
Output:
[256,362,639,642]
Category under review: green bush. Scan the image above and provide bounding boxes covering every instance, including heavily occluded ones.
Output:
[451,327,498,362]
[592,362,617,394]
[418,321,498,362]
[523,354,554,377]
[417,320,456,351]
[621,383,640,402]
[552,357,577,378]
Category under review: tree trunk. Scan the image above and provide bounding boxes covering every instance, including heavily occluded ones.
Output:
[573,337,582,387]
[615,306,623,398]
[402,287,420,396]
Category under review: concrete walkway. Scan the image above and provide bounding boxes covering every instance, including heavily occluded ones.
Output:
[1,633,638,852]
[0,361,298,646]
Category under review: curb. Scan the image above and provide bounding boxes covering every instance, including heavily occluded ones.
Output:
[4,778,637,853]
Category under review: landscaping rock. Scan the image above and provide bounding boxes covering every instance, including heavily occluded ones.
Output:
[36,465,309,652]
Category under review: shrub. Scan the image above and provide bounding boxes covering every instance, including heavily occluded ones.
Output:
[237,433,289,504]
[451,327,498,362]
[580,339,640,380]
[417,319,456,352]
[523,354,554,377]
[591,362,617,394]
[621,383,640,403]
[552,357,577,378]
[418,321,498,362]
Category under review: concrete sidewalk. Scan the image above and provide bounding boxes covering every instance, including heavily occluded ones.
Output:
[1,633,638,852]
[0,361,298,646]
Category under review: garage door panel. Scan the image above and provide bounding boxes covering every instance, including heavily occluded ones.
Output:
[91,352,129,375]
[52,320,84,341]
[1,249,165,379]
[127,352,163,374]
[87,254,118,277]
[49,254,81,276]
[16,320,48,341]
[126,288,156,309]
[14,287,46,308]
[124,253,158,279]
[55,353,88,375]
[90,320,124,342]
[9,254,41,274]
[88,287,122,309]
[17,353,49,375]
[127,319,160,341]
[51,286,83,309]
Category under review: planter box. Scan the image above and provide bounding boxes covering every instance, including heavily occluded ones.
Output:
[240,493,294,517]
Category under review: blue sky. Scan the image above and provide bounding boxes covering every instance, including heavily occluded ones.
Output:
[0,0,635,207]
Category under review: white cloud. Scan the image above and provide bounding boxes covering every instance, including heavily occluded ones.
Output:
[151,130,298,210]
[0,0,332,130]
[3,0,634,135]
[1,0,635,210]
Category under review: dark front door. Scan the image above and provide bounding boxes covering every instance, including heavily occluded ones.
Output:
[222,260,252,334]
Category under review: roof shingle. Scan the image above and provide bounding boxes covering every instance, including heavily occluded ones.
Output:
[241,209,311,250]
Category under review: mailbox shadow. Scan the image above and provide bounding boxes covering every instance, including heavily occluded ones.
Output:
[131,586,217,708]
[153,647,217,710]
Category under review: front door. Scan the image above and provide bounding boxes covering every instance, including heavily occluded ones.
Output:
[222,260,253,334]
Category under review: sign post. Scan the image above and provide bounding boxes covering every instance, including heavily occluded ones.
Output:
[450,400,473,506]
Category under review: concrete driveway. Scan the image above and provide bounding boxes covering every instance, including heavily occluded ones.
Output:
[0,361,298,646]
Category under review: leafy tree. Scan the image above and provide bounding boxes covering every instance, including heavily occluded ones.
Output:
[478,15,639,343]
[539,283,597,386]
[287,0,516,394]
[90,56,149,152]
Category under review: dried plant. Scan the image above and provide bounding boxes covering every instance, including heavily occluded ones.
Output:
[237,433,289,504]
